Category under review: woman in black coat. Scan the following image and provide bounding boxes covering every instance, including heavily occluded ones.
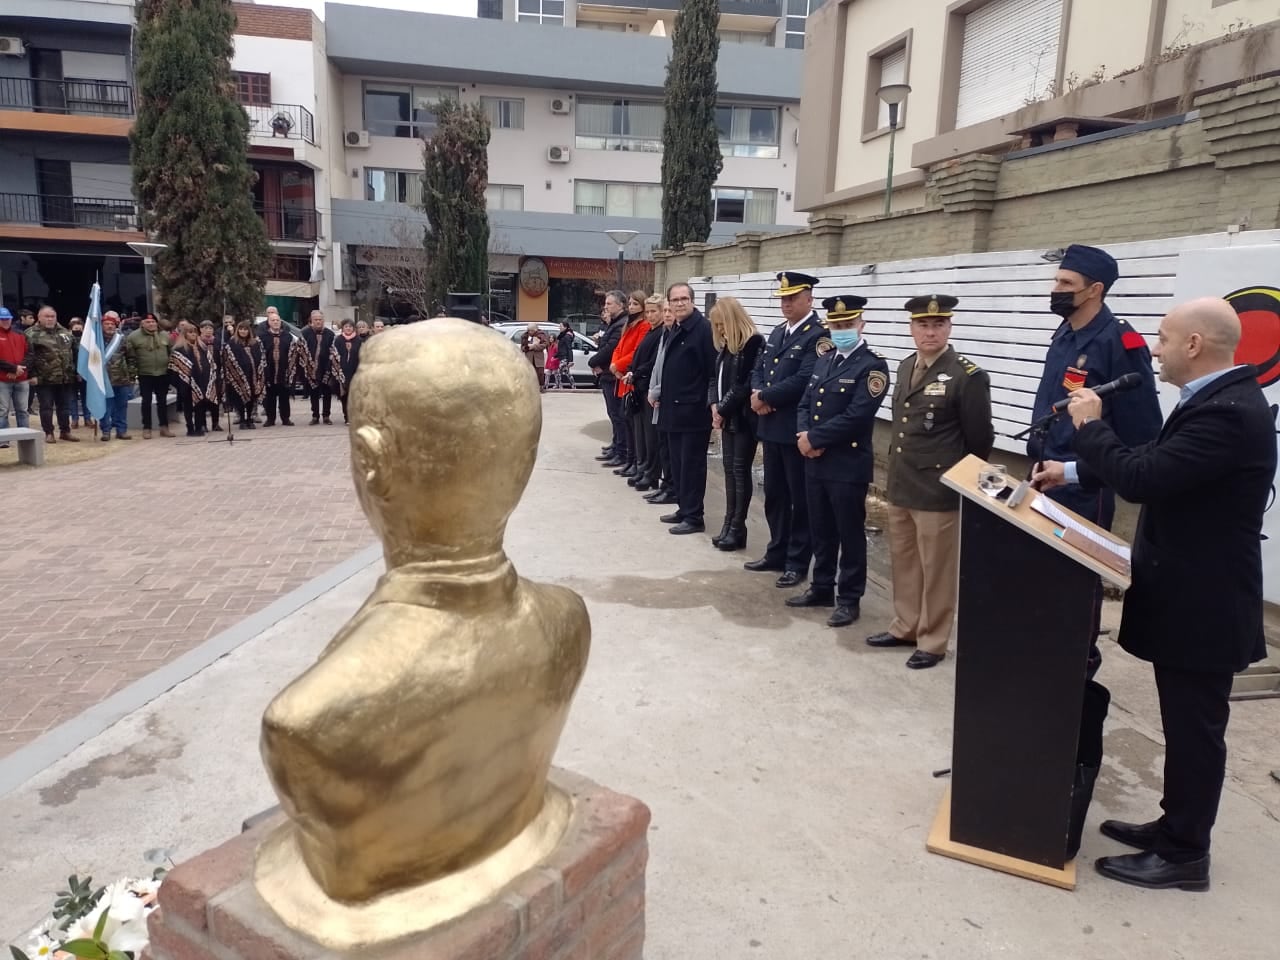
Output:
[708,297,765,551]
[626,296,665,491]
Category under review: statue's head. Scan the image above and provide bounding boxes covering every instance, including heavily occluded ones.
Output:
[349,318,540,562]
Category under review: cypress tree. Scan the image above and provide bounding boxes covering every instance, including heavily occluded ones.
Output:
[421,99,491,309]
[130,0,271,320]
[660,0,723,252]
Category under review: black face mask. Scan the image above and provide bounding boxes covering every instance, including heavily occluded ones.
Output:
[1049,291,1080,318]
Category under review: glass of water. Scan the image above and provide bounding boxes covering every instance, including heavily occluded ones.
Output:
[978,463,1008,497]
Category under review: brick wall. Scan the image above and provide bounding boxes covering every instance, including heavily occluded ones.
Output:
[656,77,1280,289]
[144,769,650,960]
[232,2,314,41]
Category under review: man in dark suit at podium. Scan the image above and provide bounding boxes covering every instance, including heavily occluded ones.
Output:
[1034,296,1276,891]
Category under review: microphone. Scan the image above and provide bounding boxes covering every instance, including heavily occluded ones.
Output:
[1050,372,1142,414]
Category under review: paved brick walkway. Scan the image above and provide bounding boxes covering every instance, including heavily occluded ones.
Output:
[0,427,373,759]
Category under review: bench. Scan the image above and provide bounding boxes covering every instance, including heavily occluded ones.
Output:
[0,427,45,466]
[126,393,181,432]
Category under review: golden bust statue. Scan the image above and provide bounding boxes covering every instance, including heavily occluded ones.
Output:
[255,319,590,943]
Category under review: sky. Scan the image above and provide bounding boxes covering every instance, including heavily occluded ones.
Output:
[256,0,476,18]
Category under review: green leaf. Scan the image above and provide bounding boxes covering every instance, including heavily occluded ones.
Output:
[93,906,110,942]
[11,946,33,960]
[107,952,132,960]
[58,940,107,960]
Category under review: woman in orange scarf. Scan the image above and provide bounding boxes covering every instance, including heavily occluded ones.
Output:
[609,290,651,479]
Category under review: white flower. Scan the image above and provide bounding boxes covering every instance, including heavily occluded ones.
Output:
[23,933,59,958]
[65,881,151,955]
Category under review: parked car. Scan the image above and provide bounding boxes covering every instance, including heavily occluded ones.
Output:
[492,322,601,386]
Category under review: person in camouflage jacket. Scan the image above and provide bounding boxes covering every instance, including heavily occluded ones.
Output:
[25,305,79,442]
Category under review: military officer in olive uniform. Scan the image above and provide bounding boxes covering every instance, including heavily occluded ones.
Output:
[789,295,889,627]
[746,271,827,588]
[866,295,994,669]
[25,304,80,443]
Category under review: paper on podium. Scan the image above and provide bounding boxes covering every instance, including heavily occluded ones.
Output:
[1031,495,1132,574]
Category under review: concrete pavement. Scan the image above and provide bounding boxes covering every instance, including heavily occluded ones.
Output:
[3,392,1279,958]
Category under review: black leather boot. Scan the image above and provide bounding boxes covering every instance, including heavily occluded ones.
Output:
[711,519,732,548]
[717,522,747,552]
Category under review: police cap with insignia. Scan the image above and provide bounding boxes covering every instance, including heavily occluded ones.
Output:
[1060,244,1119,293]
[904,294,958,319]
[821,295,867,323]
[775,271,820,297]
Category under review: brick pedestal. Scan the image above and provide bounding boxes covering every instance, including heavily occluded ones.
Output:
[143,769,651,960]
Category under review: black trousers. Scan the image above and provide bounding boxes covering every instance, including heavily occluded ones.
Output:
[179,388,198,430]
[310,386,332,419]
[762,440,812,574]
[638,407,660,481]
[721,426,758,527]
[1152,664,1233,861]
[195,400,219,432]
[656,429,673,490]
[1048,484,1116,677]
[629,409,648,475]
[138,374,170,428]
[601,380,627,459]
[36,382,73,435]
[263,384,291,424]
[806,476,868,605]
[339,392,350,423]
[665,428,710,525]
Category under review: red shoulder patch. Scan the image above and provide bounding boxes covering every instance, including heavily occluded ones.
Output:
[1121,330,1147,351]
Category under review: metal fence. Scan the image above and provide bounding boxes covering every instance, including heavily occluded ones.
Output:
[0,77,133,116]
[0,192,138,230]
[243,103,316,145]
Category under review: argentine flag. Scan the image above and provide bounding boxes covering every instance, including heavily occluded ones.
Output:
[77,282,113,422]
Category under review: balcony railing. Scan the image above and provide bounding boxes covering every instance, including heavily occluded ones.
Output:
[256,204,320,242]
[244,103,316,145]
[0,77,134,117]
[0,192,138,231]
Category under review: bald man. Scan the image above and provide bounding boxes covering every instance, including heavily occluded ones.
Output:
[1034,297,1276,890]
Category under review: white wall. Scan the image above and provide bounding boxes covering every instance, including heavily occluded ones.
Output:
[231,35,317,110]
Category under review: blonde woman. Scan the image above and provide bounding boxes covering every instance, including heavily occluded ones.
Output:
[709,297,765,551]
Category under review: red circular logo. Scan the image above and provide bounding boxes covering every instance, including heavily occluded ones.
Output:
[1227,286,1280,387]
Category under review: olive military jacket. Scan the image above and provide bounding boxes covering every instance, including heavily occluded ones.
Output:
[885,346,995,512]
[125,327,173,378]
[25,325,78,385]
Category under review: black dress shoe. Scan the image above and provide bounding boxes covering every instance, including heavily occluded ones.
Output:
[601,457,625,467]
[1095,851,1210,891]
[669,521,705,535]
[1100,819,1162,851]
[743,557,785,573]
[617,465,638,477]
[827,604,860,627]
[785,587,834,608]
[866,632,914,648]
[906,650,945,670]
[282,419,294,426]
[775,570,806,589]
[651,491,679,504]
[643,490,664,502]
[660,512,682,523]
[595,452,615,461]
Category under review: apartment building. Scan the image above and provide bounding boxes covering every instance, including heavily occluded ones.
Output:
[0,0,144,319]
[325,1,804,323]
[796,0,1280,217]
[478,0,828,51]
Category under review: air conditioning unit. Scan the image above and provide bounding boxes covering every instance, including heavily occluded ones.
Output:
[345,130,371,148]
[547,145,571,163]
[0,36,25,56]
[549,97,571,115]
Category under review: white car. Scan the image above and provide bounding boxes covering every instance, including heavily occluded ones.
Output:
[492,323,601,386]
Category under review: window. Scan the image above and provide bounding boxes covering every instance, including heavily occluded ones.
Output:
[481,97,525,130]
[784,0,825,49]
[582,21,626,32]
[365,168,424,207]
[575,97,665,152]
[363,84,458,138]
[485,184,525,211]
[715,105,780,158]
[573,181,662,219]
[954,0,1062,128]
[862,32,912,137]
[711,187,776,224]
[477,0,502,19]
[718,30,772,46]
[234,71,272,107]
[516,0,564,25]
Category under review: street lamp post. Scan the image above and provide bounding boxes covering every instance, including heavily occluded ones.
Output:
[126,241,168,316]
[877,82,912,217]
[603,229,638,291]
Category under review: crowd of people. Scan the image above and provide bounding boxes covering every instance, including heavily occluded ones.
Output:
[578,244,1274,894]
[0,305,389,444]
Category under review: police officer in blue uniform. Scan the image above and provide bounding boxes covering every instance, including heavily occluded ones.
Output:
[789,295,890,627]
[745,271,827,588]
[1030,243,1162,672]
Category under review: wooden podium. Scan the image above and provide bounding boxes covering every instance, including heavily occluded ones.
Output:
[927,455,1131,890]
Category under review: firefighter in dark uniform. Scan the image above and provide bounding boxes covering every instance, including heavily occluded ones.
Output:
[1030,243,1162,675]
[865,295,995,669]
[789,295,889,627]
[746,271,827,588]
